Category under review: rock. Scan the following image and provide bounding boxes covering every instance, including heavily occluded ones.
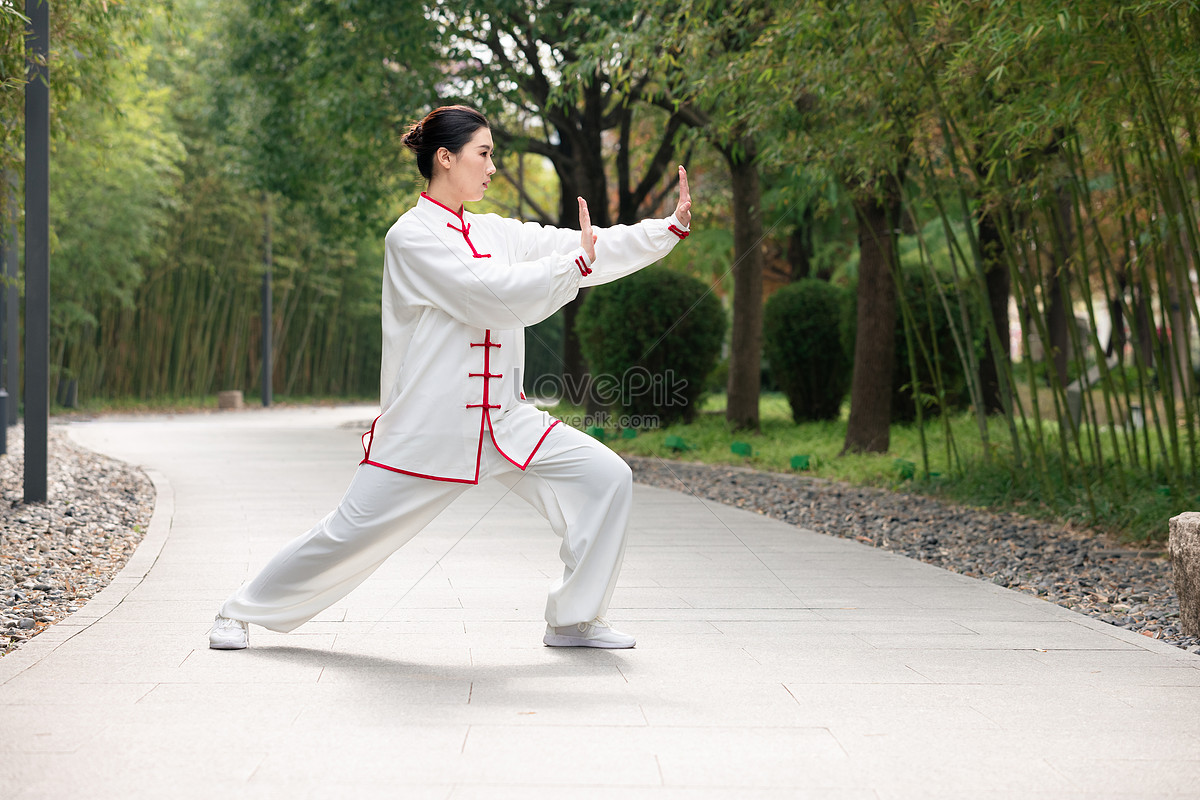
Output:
[17,618,34,630]
[1170,513,1200,637]
[217,390,244,410]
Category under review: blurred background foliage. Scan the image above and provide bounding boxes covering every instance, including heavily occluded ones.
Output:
[1,0,1199,537]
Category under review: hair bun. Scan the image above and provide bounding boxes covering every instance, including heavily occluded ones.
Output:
[402,122,424,149]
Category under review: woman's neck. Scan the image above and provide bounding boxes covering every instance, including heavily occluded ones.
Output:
[423,184,464,215]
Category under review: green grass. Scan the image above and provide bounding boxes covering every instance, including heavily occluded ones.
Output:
[541,391,1196,544]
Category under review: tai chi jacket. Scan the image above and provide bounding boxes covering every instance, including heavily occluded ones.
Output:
[360,192,690,483]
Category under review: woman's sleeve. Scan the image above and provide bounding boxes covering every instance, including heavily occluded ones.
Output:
[386,221,590,330]
[583,213,690,287]
[498,213,691,288]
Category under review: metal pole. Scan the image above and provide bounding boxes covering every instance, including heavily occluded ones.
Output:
[261,193,272,407]
[5,170,17,426]
[24,0,49,503]
[0,175,8,454]
[0,173,9,454]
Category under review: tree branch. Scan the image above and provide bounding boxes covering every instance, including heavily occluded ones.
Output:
[497,165,552,224]
[617,100,632,211]
[623,112,686,221]
[643,139,695,217]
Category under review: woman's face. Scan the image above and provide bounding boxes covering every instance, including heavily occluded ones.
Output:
[440,127,496,205]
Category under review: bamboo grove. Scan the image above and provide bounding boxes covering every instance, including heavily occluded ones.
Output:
[793,1,1200,520]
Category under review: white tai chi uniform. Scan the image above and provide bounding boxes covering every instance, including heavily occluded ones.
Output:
[220,193,690,632]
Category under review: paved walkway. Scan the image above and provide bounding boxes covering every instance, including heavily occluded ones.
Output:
[1,405,1198,799]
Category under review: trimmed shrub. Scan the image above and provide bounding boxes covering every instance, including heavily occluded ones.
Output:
[576,268,725,425]
[763,279,851,422]
[523,310,563,397]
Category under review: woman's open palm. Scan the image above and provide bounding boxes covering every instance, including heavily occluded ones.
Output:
[674,166,692,228]
[579,196,597,263]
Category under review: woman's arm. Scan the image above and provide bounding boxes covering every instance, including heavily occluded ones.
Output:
[386,219,590,330]
[497,166,694,287]
[582,167,692,286]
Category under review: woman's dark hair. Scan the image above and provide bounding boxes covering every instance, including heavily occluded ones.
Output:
[401,105,490,181]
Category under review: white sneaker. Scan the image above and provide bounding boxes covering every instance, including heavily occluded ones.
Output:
[543,617,635,649]
[208,615,248,650]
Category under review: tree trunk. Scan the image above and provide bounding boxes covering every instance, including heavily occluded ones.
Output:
[558,188,589,407]
[1169,280,1193,397]
[1045,274,1070,388]
[842,184,901,455]
[976,201,1011,414]
[724,141,764,431]
[1133,283,1155,366]
[555,127,611,409]
[787,206,815,282]
[1044,186,1074,389]
[1106,265,1127,358]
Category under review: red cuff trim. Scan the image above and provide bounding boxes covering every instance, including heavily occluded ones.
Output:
[668,224,690,240]
[575,255,592,276]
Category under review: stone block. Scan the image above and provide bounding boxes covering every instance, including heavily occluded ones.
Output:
[1169,513,1200,636]
[217,390,244,410]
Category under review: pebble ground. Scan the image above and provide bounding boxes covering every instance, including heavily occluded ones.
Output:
[1,423,154,656]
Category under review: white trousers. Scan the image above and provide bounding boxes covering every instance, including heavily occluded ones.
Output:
[220,423,634,633]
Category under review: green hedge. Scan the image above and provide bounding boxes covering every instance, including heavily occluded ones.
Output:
[576,268,725,426]
[763,279,851,421]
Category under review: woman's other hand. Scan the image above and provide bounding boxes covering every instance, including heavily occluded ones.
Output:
[674,166,692,228]
[579,196,598,263]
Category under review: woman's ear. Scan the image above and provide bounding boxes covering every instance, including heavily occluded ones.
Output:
[436,146,453,171]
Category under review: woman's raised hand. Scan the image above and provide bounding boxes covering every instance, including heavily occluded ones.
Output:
[674,165,692,228]
[579,196,598,263]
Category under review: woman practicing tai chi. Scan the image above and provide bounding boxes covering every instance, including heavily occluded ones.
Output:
[209,105,692,650]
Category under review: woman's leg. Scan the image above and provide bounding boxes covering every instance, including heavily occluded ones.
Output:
[494,423,634,630]
[219,464,469,633]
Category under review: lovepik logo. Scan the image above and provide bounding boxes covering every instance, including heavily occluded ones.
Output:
[512,367,689,408]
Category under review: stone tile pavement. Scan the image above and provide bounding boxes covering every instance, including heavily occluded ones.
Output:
[1,405,1198,798]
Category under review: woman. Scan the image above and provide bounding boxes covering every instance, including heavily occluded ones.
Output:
[209,105,692,650]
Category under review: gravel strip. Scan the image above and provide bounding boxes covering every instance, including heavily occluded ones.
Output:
[625,455,1196,654]
[1,423,154,656]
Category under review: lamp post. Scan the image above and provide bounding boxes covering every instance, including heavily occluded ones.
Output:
[5,170,16,427]
[261,193,272,407]
[24,0,49,503]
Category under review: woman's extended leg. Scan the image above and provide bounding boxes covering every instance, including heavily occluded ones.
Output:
[218,464,469,634]
[494,423,634,640]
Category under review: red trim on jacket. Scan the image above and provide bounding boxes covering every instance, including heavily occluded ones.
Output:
[489,418,561,470]
[420,192,492,258]
[668,224,690,240]
[359,327,563,484]
[361,460,480,485]
[420,192,464,219]
[575,254,592,276]
[446,219,492,258]
[468,330,502,410]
